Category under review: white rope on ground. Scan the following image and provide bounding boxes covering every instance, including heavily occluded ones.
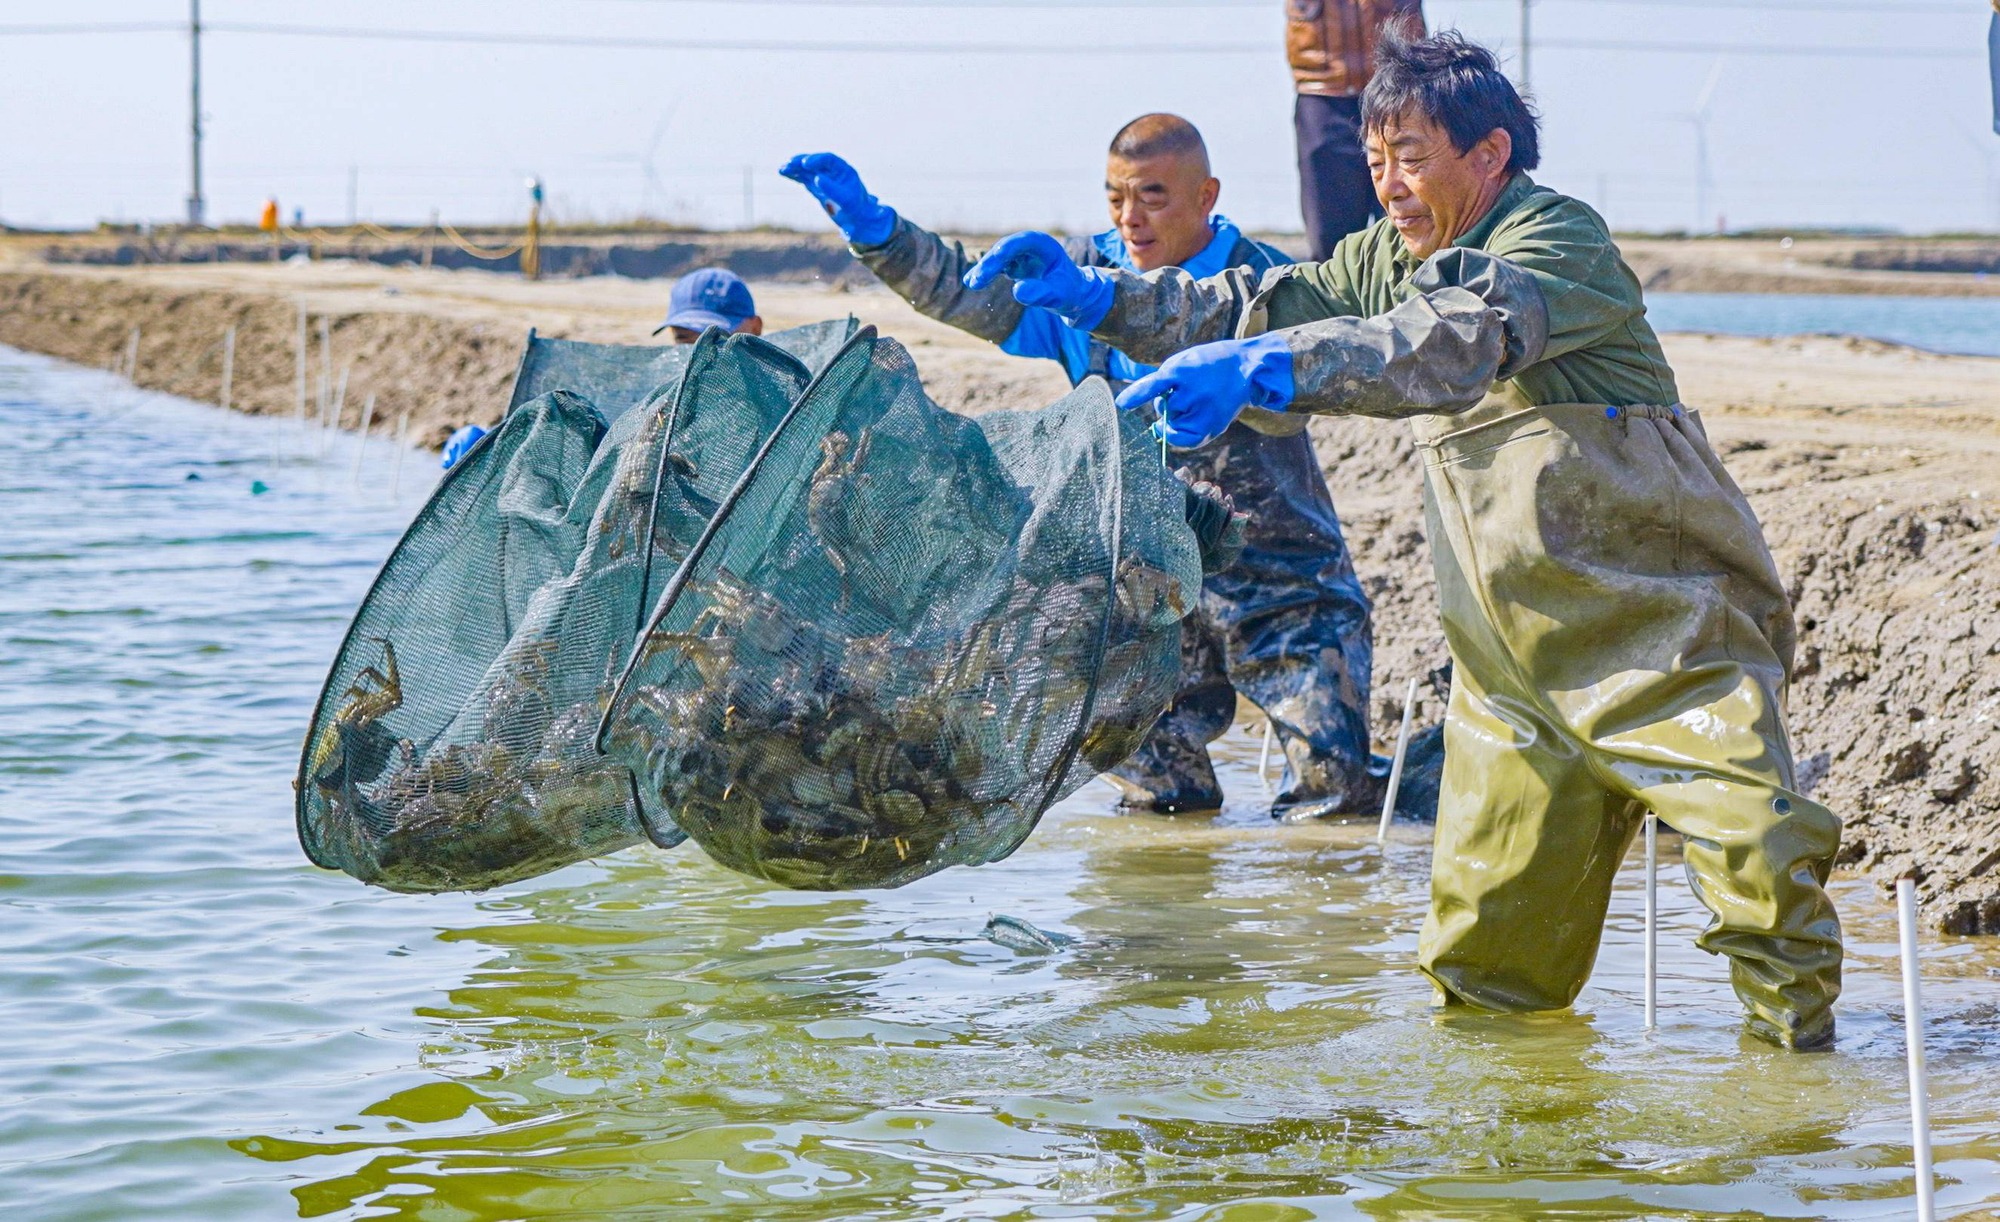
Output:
[438,221,529,261]
[1899,877,1937,1222]
[271,216,534,267]
[1376,676,1417,842]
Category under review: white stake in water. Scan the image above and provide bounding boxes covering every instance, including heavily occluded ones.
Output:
[1644,812,1659,1030]
[1376,676,1418,842]
[322,364,349,456]
[351,393,376,485]
[318,316,334,435]
[390,409,411,500]
[123,325,141,381]
[220,325,235,412]
[1898,877,1937,1222]
[1257,720,1275,791]
[294,305,309,437]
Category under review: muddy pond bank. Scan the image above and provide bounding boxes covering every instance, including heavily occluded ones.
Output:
[2,261,1995,930]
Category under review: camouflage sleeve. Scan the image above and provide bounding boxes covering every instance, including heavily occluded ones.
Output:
[1281,248,1550,419]
[851,217,1024,345]
[1083,264,1268,365]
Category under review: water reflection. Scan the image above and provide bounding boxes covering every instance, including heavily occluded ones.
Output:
[241,773,2000,1218]
[5,346,1997,1221]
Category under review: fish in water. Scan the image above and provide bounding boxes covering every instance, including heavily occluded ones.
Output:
[982,914,1073,953]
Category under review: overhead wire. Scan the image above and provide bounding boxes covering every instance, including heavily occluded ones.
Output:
[162,21,2000,60]
[0,16,1980,59]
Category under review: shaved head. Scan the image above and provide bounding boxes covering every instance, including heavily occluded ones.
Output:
[1108,113,1211,177]
[1103,113,1220,272]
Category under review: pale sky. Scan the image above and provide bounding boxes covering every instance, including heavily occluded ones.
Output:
[1,0,1994,236]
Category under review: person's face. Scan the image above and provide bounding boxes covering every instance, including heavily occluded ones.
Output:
[1104,152,1220,272]
[667,316,762,344]
[1366,113,1513,260]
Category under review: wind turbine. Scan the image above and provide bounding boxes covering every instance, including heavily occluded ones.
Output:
[635,104,680,222]
[591,102,682,224]
[1679,58,1724,235]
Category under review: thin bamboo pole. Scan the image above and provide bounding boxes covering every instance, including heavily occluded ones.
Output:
[351,393,376,484]
[324,364,349,454]
[317,315,333,432]
[1644,813,1658,1030]
[219,325,235,412]
[294,305,308,437]
[1376,677,1418,841]
[390,409,410,499]
[1899,878,1937,1222]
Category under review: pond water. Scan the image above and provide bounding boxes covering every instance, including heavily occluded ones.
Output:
[5,345,2000,1220]
[1648,291,2000,358]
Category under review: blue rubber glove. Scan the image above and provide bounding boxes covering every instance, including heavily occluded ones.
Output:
[1114,333,1295,448]
[779,152,898,247]
[962,231,1115,331]
[441,423,487,471]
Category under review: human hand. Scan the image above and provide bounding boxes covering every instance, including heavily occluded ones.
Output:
[1115,334,1294,448]
[441,423,488,470]
[779,152,897,246]
[962,231,1114,330]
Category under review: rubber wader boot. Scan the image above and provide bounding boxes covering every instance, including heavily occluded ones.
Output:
[1410,401,1843,1049]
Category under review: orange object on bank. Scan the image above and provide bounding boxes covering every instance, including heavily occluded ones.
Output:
[259,199,279,232]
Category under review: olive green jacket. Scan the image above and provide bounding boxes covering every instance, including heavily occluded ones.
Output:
[1088,174,1680,418]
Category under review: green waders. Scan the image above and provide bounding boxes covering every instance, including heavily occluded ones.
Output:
[1411,397,1843,1048]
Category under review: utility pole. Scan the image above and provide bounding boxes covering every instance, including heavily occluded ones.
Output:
[187,0,206,226]
[1518,0,1533,94]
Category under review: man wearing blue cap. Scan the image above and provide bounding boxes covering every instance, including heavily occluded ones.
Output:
[656,268,764,344]
[445,268,765,473]
[783,116,1395,823]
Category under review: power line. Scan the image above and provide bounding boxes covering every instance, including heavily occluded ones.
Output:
[202,21,1256,53]
[519,0,1975,9]
[35,20,1969,60]
[0,18,1979,60]
[0,22,182,36]
[1527,0,1965,10]
[1536,35,1975,58]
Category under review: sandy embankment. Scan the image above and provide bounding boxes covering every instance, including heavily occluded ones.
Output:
[2,259,1995,932]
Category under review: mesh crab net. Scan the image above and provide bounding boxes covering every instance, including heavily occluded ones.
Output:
[295,321,1240,893]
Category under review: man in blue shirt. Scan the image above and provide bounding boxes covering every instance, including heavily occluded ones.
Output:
[781,115,1382,820]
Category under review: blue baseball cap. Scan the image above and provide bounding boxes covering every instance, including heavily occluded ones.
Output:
[655,268,757,335]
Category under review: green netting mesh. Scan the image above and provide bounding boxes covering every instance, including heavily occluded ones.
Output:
[296,322,1234,893]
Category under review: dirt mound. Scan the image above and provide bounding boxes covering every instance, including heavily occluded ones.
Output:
[0,272,516,449]
[1745,445,2000,933]
[1313,410,2000,933]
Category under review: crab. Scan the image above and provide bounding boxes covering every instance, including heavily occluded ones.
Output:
[305,637,408,801]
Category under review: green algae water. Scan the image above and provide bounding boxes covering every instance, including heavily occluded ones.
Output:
[5,344,2000,1221]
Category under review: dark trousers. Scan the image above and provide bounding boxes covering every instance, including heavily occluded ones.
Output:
[1295,94,1380,262]
[1107,420,1376,819]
